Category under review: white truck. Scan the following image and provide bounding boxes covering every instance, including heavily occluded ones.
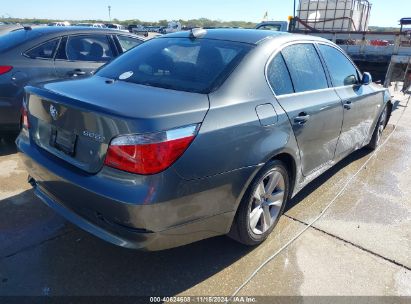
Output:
[162,21,182,34]
[255,21,289,32]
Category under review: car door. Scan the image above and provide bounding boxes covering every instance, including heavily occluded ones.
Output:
[1,38,60,129]
[21,38,61,85]
[54,34,116,79]
[267,43,344,176]
[317,43,382,157]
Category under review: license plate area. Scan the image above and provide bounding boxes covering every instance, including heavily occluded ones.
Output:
[50,127,77,156]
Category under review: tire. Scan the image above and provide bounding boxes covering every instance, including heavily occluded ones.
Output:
[367,105,388,150]
[1,133,18,144]
[234,160,290,246]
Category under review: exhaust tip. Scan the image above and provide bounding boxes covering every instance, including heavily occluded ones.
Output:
[28,175,36,187]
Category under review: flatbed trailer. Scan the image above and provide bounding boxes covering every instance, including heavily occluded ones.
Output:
[288,0,411,87]
[292,28,411,85]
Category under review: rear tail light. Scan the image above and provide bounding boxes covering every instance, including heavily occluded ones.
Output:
[104,124,200,175]
[0,66,13,75]
[21,104,30,129]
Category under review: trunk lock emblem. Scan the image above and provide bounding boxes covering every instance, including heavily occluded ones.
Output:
[49,105,59,121]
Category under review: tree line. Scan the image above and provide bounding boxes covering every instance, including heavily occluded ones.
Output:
[0,17,400,31]
[0,17,258,29]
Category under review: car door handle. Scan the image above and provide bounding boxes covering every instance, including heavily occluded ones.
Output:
[344,101,352,110]
[294,112,310,125]
[68,69,87,77]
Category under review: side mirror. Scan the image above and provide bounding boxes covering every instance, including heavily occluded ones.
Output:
[343,75,358,86]
[362,72,372,85]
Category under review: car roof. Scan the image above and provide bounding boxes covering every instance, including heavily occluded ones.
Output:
[162,28,328,45]
[0,25,144,54]
[0,24,23,34]
[11,25,137,37]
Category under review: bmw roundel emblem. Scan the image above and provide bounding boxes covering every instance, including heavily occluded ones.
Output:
[49,105,58,121]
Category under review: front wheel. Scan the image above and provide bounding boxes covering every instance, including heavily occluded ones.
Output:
[367,105,388,150]
[234,160,290,246]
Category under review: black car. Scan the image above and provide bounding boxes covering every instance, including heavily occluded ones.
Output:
[0,26,144,140]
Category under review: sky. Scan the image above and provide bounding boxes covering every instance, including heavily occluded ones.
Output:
[0,0,408,27]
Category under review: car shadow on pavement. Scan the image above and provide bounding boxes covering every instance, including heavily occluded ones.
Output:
[0,190,254,296]
[0,139,17,157]
[0,189,70,258]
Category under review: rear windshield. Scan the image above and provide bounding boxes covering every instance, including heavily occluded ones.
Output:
[96,37,254,94]
[0,29,43,52]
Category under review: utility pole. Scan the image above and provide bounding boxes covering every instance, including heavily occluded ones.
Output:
[108,5,111,22]
[293,0,296,18]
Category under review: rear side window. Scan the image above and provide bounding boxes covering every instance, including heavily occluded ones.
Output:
[58,35,114,62]
[318,44,359,87]
[282,44,328,93]
[267,54,294,96]
[96,38,253,94]
[117,35,142,52]
[25,39,59,59]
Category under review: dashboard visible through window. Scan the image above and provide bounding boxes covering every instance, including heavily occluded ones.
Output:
[318,44,360,87]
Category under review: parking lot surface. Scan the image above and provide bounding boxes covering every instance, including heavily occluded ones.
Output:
[0,89,410,297]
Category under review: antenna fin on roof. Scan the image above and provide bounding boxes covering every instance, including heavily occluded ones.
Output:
[190,28,207,39]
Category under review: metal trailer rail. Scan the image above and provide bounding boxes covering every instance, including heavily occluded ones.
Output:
[292,1,410,86]
[293,30,411,56]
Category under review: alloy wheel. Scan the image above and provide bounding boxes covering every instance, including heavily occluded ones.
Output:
[249,169,285,235]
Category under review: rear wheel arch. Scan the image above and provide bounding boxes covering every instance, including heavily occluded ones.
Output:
[228,152,297,240]
[268,152,296,199]
[229,157,292,245]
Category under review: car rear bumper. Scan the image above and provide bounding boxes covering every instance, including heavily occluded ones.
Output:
[17,134,259,250]
[0,97,21,133]
[33,182,235,250]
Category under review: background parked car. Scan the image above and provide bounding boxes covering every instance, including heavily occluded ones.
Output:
[105,23,128,32]
[130,25,149,37]
[0,26,144,141]
[74,23,107,28]
[48,21,71,26]
[0,24,23,35]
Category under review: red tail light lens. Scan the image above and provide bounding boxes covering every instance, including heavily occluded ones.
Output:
[104,124,200,175]
[0,66,13,75]
[21,105,30,129]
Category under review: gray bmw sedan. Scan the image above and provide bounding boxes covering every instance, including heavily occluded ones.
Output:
[17,29,392,250]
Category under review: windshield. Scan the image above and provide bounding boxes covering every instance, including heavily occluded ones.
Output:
[96,37,253,94]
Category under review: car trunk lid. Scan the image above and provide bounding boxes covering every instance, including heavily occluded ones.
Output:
[26,76,209,174]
